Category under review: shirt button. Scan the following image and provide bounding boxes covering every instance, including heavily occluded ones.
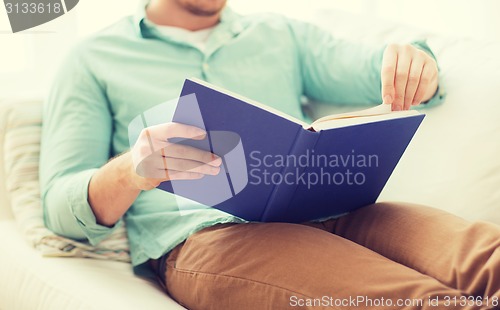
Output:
[202,63,209,71]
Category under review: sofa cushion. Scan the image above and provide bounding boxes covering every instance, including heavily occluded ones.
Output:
[0,99,15,220]
[0,98,130,261]
[0,221,185,310]
[306,9,500,225]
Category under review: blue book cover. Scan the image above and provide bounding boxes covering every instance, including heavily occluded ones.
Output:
[157,78,424,222]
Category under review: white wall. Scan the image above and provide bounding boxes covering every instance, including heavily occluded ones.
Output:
[231,0,500,40]
[1,0,499,98]
[0,0,138,98]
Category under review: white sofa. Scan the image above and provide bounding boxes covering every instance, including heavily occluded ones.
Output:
[1,11,499,310]
[0,99,186,310]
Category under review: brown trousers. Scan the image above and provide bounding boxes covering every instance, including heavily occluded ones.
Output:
[154,203,500,310]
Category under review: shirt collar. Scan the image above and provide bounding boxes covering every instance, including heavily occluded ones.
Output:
[133,1,245,39]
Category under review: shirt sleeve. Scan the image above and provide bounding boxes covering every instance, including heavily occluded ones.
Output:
[288,19,445,107]
[40,45,121,245]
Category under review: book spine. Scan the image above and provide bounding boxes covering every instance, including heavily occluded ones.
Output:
[261,129,320,222]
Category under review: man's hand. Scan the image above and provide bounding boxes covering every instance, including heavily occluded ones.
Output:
[130,123,222,191]
[88,122,221,226]
[381,44,439,111]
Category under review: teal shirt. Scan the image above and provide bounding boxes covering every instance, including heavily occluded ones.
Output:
[40,7,444,267]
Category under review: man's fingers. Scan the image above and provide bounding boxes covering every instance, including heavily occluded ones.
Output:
[151,122,206,140]
[133,122,207,165]
[135,150,220,179]
[145,122,207,152]
[166,171,206,181]
[381,44,439,111]
[163,143,221,167]
[393,46,412,111]
[404,57,424,110]
[412,62,435,106]
[162,157,221,175]
[140,170,206,183]
[381,45,397,105]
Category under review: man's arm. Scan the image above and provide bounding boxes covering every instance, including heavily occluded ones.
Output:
[86,152,141,227]
[40,47,117,243]
[41,47,221,241]
[287,20,442,110]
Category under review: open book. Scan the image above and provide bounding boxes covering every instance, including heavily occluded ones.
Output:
[158,78,424,222]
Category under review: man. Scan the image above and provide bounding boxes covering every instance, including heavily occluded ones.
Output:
[40,0,499,309]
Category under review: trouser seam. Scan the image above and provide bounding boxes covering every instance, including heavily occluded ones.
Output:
[168,265,343,310]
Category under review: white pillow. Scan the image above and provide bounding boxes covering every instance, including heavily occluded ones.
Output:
[1,99,130,261]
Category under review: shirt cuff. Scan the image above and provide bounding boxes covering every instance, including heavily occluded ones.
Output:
[411,40,447,107]
[67,169,122,246]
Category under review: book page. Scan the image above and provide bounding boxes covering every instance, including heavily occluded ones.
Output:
[312,108,420,131]
[189,79,420,132]
[312,103,394,125]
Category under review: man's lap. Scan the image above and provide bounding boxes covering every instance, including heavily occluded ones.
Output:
[151,202,500,309]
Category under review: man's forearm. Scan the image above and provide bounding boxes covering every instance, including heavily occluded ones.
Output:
[88,152,140,227]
